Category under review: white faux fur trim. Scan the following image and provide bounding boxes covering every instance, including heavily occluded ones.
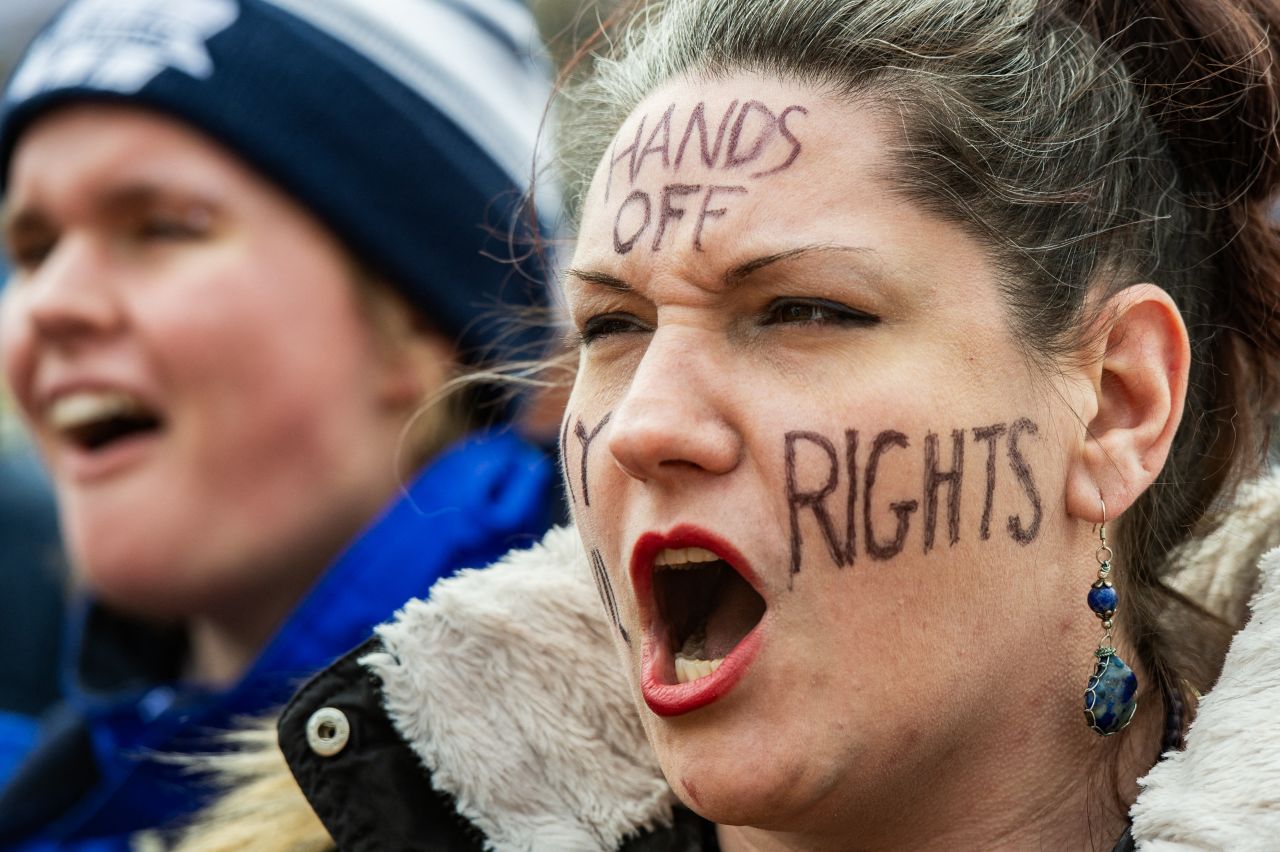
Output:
[361,526,675,852]
[1167,470,1280,627]
[359,474,1280,850]
[1132,546,1280,850]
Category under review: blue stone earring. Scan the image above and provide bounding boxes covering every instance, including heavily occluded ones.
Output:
[1083,498,1138,736]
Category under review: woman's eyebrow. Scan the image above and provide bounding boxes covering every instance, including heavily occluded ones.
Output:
[566,244,875,294]
[0,183,213,240]
[0,204,49,243]
[566,268,631,292]
[94,182,215,220]
[725,244,874,285]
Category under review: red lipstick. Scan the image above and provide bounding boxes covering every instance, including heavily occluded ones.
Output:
[631,524,767,717]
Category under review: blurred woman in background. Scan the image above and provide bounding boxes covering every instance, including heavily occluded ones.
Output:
[0,0,560,848]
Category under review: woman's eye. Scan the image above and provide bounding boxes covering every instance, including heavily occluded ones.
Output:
[135,206,215,243]
[579,312,649,345]
[137,217,205,241]
[761,298,879,328]
[6,237,55,271]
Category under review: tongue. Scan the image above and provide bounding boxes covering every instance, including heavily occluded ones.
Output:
[701,573,765,659]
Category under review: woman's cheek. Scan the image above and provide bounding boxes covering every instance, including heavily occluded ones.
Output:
[560,405,632,647]
[558,406,614,519]
[777,415,1049,577]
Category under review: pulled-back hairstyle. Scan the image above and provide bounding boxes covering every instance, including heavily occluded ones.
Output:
[557,0,1280,726]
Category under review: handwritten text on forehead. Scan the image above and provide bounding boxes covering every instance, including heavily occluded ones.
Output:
[604,100,809,255]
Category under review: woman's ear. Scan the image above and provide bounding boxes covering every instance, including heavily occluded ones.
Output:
[1065,284,1190,523]
[361,284,455,409]
[379,325,454,409]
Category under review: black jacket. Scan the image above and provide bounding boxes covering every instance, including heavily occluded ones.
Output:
[281,637,717,851]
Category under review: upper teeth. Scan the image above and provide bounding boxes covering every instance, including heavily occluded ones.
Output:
[47,391,148,432]
[654,546,720,567]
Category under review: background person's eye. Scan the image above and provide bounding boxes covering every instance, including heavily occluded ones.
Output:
[136,214,207,241]
[761,297,880,327]
[579,312,651,345]
[6,235,57,271]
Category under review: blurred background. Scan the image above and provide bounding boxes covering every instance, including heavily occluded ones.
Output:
[0,1,67,720]
[0,0,617,719]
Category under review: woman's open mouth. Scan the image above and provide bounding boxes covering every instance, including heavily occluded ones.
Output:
[48,391,163,451]
[44,390,166,480]
[632,526,768,716]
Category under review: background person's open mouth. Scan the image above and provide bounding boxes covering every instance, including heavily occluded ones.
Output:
[50,391,163,453]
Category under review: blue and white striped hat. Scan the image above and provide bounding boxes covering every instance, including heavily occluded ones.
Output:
[0,0,557,365]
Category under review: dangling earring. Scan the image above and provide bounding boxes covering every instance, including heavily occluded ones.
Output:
[1083,497,1138,736]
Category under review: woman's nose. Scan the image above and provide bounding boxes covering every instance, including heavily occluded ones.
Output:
[21,237,123,342]
[606,329,743,483]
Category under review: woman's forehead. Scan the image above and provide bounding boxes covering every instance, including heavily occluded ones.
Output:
[572,74,898,273]
[7,104,246,215]
[567,73,996,312]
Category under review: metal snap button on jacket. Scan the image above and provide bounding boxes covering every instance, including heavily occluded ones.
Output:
[305,707,350,757]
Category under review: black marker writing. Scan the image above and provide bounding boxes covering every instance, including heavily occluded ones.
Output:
[635,104,675,177]
[864,430,919,561]
[694,185,747,252]
[613,191,651,255]
[922,429,964,553]
[753,105,808,178]
[605,99,809,254]
[786,431,843,575]
[725,100,776,168]
[605,116,646,203]
[560,415,577,506]
[614,183,750,255]
[574,412,612,507]
[652,183,703,251]
[781,419,1042,575]
[674,100,738,170]
[590,548,630,644]
[971,423,1006,541]
[1006,417,1042,544]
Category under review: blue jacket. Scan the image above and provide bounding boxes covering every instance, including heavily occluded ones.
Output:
[0,430,554,851]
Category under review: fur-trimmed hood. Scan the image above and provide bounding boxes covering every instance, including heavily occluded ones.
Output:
[363,526,676,850]
[359,507,1280,849]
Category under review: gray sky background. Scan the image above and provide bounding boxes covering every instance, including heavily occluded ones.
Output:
[0,1,63,71]
[0,1,614,75]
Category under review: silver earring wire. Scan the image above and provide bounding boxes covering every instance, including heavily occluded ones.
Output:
[1083,492,1137,735]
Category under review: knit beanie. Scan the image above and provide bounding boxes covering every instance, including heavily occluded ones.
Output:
[0,0,557,366]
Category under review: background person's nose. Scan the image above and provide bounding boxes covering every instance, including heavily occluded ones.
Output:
[24,236,123,343]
